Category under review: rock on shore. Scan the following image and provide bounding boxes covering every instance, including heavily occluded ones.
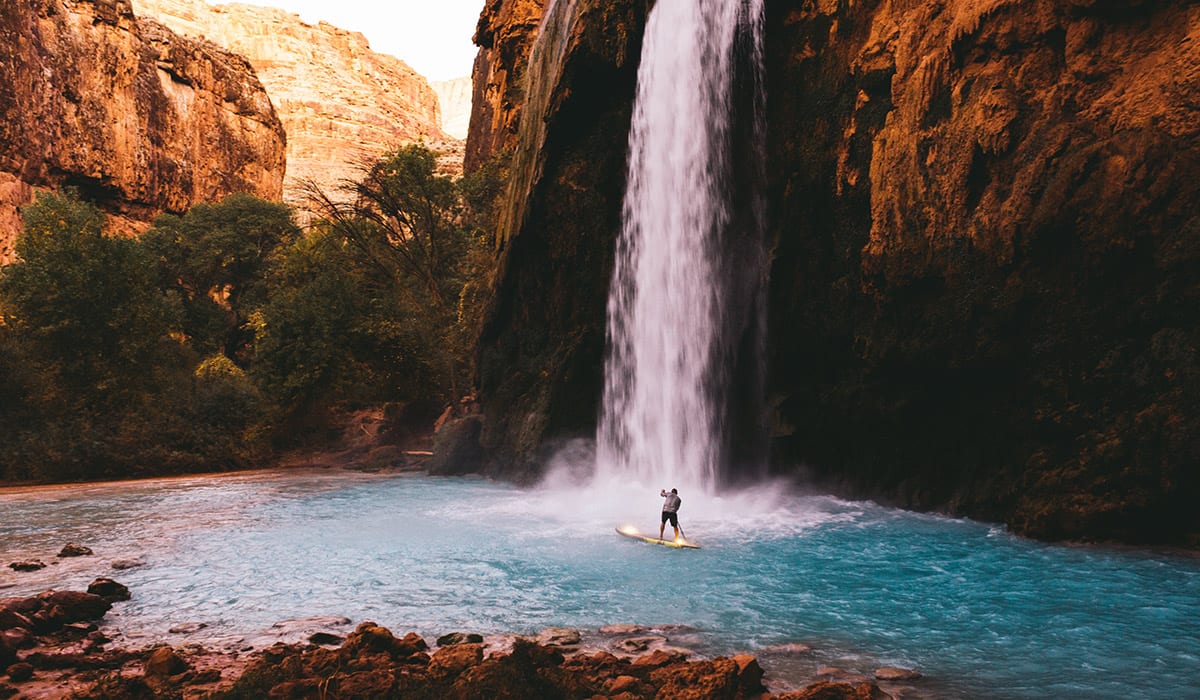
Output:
[1,587,897,699]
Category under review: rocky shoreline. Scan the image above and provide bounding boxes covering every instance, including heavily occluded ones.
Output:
[1,577,923,699]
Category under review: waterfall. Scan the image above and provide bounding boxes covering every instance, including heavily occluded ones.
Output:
[596,0,767,494]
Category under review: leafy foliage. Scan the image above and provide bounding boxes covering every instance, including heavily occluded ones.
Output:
[142,193,299,361]
[2,191,173,399]
[0,145,506,483]
[302,144,495,408]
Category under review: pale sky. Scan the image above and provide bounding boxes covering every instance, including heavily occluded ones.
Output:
[210,0,484,81]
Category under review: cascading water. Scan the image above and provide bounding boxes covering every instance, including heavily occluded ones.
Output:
[596,0,768,494]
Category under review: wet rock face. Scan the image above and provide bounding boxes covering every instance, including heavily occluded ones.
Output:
[0,0,286,263]
[471,0,649,480]
[764,0,1200,543]
[472,0,1200,543]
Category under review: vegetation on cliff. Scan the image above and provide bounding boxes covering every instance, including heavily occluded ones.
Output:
[0,145,502,484]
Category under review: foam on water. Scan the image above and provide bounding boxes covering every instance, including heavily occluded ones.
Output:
[3,471,1199,699]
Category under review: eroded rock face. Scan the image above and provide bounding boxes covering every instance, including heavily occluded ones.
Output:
[763,0,1200,543]
[433,76,473,141]
[466,0,545,173]
[472,0,1200,543]
[132,0,449,208]
[472,0,648,481]
[0,0,285,263]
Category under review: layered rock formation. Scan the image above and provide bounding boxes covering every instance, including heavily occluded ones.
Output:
[465,0,545,173]
[470,0,1200,543]
[0,0,285,263]
[131,0,449,208]
[433,76,473,140]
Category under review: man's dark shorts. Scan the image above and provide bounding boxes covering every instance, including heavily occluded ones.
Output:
[661,510,678,527]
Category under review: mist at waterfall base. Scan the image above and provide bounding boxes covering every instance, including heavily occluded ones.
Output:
[4,471,1200,699]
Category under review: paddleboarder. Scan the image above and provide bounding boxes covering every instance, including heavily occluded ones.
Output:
[659,488,682,542]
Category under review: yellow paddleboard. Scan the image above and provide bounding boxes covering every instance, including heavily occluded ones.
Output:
[615,526,701,549]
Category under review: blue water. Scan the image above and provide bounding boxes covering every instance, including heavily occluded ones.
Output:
[2,470,1198,698]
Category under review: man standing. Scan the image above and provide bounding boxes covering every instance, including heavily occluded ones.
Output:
[659,488,682,542]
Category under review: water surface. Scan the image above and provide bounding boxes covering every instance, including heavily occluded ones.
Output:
[2,470,1198,699]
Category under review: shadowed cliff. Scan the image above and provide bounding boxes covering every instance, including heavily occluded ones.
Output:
[470,0,1199,543]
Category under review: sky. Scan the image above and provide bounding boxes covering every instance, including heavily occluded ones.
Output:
[210,0,484,81]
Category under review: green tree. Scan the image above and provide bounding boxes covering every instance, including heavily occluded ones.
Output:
[305,144,487,406]
[1,191,173,399]
[0,191,178,480]
[253,227,365,418]
[142,193,298,361]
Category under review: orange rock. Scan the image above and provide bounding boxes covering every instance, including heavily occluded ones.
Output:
[132,0,453,210]
[429,642,484,678]
[0,0,285,263]
[144,646,188,677]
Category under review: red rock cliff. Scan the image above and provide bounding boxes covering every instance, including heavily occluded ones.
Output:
[764,0,1200,544]
[466,0,545,173]
[132,0,450,208]
[470,0,1200,543]
[0,0,285,262]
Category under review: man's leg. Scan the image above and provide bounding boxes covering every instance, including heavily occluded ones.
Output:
[659,516,665,540]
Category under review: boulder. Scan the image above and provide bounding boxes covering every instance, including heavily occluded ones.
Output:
[4,663,31,683]
[110,560,146,571]
[599,623,644,635]
[87,578,131,602]
[34,591,111,628]
[0,600,37,616]
[427,415,485,476]
[437,632,484,646]
[0,634,13,673]
[632,649,686,669]
[536,627,581,647]
[57,544,93,558]
[168,622,207,634]
[7,562,45,573]
[429,642,483,678]
[875,666,922,681]
[0,609,32,632]
[732,654,764,688]
[1,629,33,651]
[650,656,768,700]
[778,681,892,699]
[307,632,343,646]
[613,636,666,654]
[608,674,640,694]
[337,669,396,697]
[341,622,427,660]
[144,647,188,677]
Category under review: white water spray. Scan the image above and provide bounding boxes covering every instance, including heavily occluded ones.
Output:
[595,0,767,496]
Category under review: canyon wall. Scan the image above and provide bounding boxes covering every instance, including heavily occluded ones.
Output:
[433,77,473,140]
[131,0,450,207]
[0,0,285,263]
[465,0,546,174]
[470,0,647,481]
[471,0,1200,543]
